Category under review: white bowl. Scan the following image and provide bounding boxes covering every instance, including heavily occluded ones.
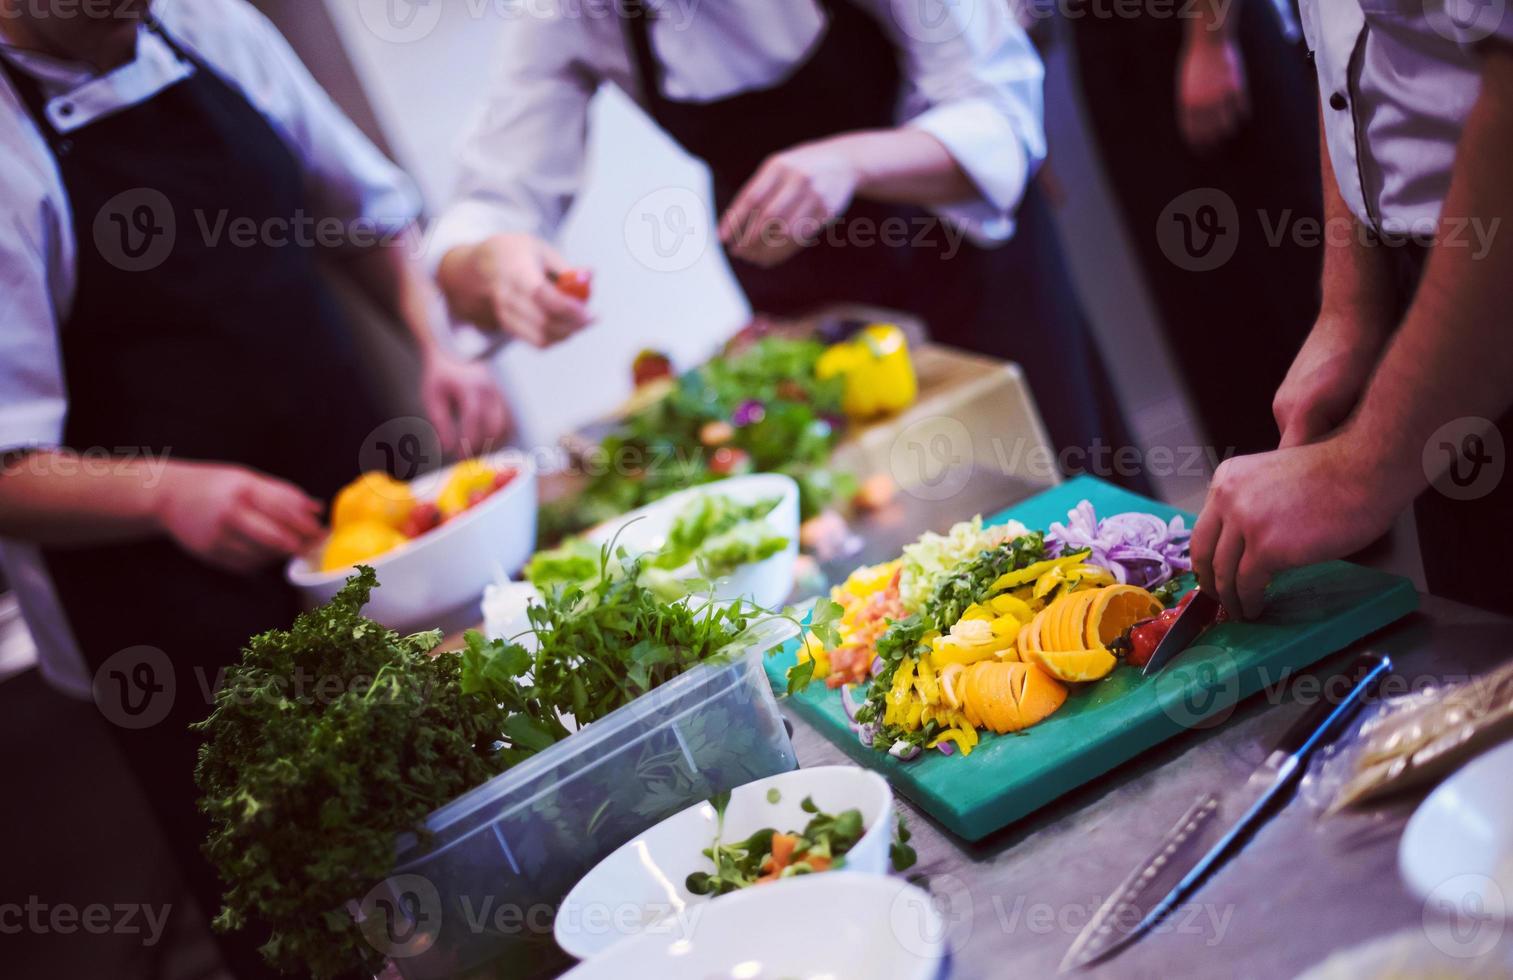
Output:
[585,474,800,611]
[556,765,894,961]
[1400,739,1513,915]
[286,451,537,633]
[561,873,946,980]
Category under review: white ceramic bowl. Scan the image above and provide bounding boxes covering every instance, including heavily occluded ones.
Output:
[1400,739,1513,915]
[555,765,894,961]
[560,873,946,980]
[585,474,801,611]
[286,452,537,633]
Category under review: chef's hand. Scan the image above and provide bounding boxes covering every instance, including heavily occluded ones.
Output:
[1177,31,1249,152]
[420,347,513,455]
[720,139,860,268]
[1191,436,1405,620]
[1273,312,1386,449]
[157,462,324,574]
[437,234,593,348]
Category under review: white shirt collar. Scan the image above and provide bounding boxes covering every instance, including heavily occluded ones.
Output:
[0,25,194,134]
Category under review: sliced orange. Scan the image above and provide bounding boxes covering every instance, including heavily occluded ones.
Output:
[1086,585,1163,649]
[1028,646,1118,683]
[1063,591,1098,651]
[1015,663,1068,725]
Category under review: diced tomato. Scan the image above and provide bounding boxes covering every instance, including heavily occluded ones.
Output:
[554,268,591,301]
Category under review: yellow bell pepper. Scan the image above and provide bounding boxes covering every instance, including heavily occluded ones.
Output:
[930,727,979,756]
[814,324,918,420]
[989,551,1095,594]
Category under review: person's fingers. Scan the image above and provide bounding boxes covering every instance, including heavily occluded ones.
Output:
[230,510,304,562]
[1276,411,1326,451]
[481,384,512,445]
[456,379,487,456]
[720,163,785,243]
[496,294,549,348]
[534,282,592,325]
[249,479,324,541]
[1190,495,1223,596]
[1210,520,1247,622]
[1235,550,1271,621]
[423,375,459,454]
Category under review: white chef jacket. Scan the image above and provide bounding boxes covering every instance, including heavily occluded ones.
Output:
[1300,0,1511,235]
[0,0,422,697]
[429,0,1047,263]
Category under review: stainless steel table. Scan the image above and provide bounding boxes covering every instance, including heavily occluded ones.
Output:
[788,495,1512,979]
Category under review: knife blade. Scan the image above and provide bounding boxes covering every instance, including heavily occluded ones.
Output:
[1060,651,1393,972]
[1142,588,1221,676]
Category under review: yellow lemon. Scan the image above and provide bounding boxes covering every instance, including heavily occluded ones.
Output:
[321,521,408,573]
[332,472,415,531]
[436,460,497,518]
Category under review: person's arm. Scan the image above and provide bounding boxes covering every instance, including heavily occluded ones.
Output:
[334,227,511,454]
[1193,46,1513,619]
[0,453,323,572]
[1176,0,1249,151]
[431,13,597,344]
[1272,117,1397,448]
[722,0,1045,267]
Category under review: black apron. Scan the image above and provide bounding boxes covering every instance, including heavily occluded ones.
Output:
[3,21,381,978]
[1387,243,1513,614]
[621,0,1143,486]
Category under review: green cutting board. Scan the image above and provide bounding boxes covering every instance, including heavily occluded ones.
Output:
[764,475,1419,841]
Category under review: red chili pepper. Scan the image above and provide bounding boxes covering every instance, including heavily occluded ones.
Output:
[553,268,591,301]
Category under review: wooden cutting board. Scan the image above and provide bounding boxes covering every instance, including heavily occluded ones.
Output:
[763,476,1420,841]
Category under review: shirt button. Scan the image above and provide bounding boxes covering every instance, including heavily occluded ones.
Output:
[1329,92,1348,111]
[57,102,74,118]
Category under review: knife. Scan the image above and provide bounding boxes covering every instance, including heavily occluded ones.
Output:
[1060,650,1393,973]
[1142,588,1222,676]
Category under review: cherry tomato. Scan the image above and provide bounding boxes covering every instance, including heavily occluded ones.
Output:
[399,502,443,539]
[492,468,517,491]
[554,268,591,301]
[709,446,751,477]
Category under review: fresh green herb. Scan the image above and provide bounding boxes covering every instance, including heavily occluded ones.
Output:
[684,796,867,896]
[193,568,515,979]
[766,788,781,804]
[1151,574,1191,608]
[523,536,602,593]
[891,814,918,872]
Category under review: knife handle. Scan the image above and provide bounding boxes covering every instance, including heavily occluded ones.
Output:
[1273,651,1393,760]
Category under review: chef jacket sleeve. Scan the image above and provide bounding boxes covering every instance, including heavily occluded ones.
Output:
[860,0,1047,244]
[186,0,423,240]
[426,14,599,270]
[0,174,68,455]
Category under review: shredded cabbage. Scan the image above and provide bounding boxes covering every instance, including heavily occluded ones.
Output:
[898,516,1028,613]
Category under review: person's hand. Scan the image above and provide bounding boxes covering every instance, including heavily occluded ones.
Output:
[1191,436,1408,620]
[436,233,593,348]
[1177,32,1249,152]
[1273,311,1388,449]
[156,462,325,574]
[720,138,861,268]
[420,348,513,455]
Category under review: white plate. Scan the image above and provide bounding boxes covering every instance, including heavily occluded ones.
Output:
[286,451,537,633]
[555,766,895,961]
[560,873,946,980]
[585,473,801,611]
[1400,739,1513,916]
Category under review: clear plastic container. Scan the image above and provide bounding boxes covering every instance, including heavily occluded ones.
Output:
[380,629,798,980]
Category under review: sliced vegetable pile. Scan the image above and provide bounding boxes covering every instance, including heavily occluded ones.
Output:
[789,502,1191,759]
[686,792,867,896]
[197,553,765,979]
